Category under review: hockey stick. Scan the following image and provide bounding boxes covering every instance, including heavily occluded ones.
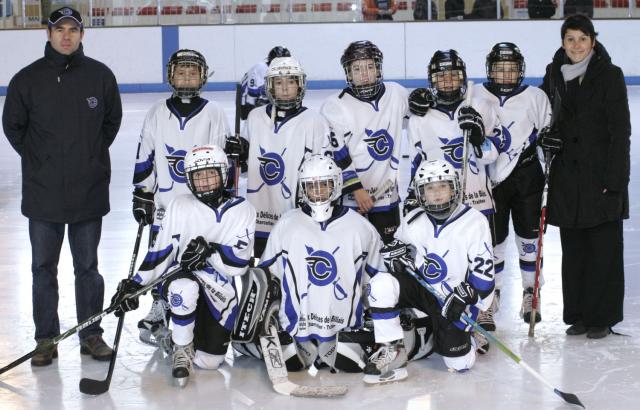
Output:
[259,323,348,397]
[232,82,242,197]
[0,265,182,377]
[403,265,585,409]
[460,80,474,198]
[79,221,145,395]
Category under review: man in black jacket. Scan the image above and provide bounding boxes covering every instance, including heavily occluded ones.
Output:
[2,7,122,366]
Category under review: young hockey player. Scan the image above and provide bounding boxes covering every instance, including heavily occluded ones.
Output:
[321,40,408,243]
[131,49,230,345]
[475,42,552,330]
[112,145,255,387]
[257,154,386,372]
[239,57,331,257]
[239,46,291,120]
[365,159,495,383]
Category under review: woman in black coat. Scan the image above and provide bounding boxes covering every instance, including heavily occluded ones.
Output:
[539,15,630,339]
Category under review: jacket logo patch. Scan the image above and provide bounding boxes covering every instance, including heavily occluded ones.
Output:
[86,97,98,109]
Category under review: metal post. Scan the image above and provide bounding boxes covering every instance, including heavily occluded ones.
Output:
[428,0,432,20]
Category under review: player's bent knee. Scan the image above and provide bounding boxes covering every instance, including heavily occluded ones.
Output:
[368,272,400,308]
[168,278,199,314]
[443,347,476,372]
[193,350,225,370]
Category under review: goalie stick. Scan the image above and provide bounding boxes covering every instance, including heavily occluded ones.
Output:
[259,323,348,398]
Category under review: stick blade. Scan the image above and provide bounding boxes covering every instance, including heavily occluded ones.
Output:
[274,381,347,398]
[79,377,109,396]
[554,389,585,408]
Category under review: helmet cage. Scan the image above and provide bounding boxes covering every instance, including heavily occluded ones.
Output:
[428,50,467,105]
[184,146,228,207]
[265,57,306,110]
[341,41,384,99]
[413,160,461,218]
[167,50,208,99]
[298,155,343,223]
[486,43,525,95]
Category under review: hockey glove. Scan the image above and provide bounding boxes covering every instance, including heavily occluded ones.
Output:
[111,279,144,317]
[224,136,250,163]
[441,282,478,323]
[132,189,155,226]
[537,126,563,155]
[381,239,415,273]
[409,88,437,117]
[458,106,486,152]
[402,189,420,217]
[180,236,214,272]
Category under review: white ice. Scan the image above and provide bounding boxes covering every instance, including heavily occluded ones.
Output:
[0,88,639,410]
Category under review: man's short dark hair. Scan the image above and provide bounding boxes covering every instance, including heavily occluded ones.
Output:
[561,14,597,40]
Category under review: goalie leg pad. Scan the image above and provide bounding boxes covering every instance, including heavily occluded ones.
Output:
[232,267,281,343]
[400,311,435,361]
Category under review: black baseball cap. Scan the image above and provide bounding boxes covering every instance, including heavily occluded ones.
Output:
[48,7,83,28]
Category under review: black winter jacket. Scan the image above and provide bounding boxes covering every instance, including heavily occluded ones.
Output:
[2,42,122,223]
[541,41,630,229]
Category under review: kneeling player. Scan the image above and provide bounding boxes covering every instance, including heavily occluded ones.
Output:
[112,145,256,387]
[365,159,495,383]
[257,154,385,372]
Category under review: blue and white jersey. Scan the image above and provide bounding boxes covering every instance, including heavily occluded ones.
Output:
[407,96,501,214]
[133,98,229,210]
[133,194,256,330]
[260,207,385,342]
[473,84,552,185]
[398,204,495,331]
[321,82,408,212]
[244,105,331,240]
[240,61,268,107]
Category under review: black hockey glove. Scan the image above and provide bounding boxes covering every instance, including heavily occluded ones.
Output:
[180,236,215,272]
[458,106,486,154]
[537,126,563,155]
[441,282,478,323]
[402,189,420,217]
[224,136,250,163]
[111,279,144,317]
[381,239,415,273]
[408,88,437,117]
[132,189,155,226]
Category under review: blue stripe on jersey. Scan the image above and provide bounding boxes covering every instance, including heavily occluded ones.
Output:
[255,230,270,239]
[138,244,174,271]
[294,334,338,343]
[334,146,350,162]
[223,305,239,331]
[345,200,399,213]
[468,273,494,292]
[133,150,155,185]
[283,274,298,334]
[218,244,250,268]
[371,310,399,320]
[495,261,505,274]
[247,85,263,97]
[133,273,143,284]
[354,299,364,328]
[365,263,378,277]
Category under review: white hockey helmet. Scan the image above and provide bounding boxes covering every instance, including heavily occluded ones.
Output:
[184,145,229,206]
[413,159,461,218]
[265,56,306,110]
[298,154,343,223]
[167,49,208,99]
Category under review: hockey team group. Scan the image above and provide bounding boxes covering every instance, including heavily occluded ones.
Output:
[98,38,566,390]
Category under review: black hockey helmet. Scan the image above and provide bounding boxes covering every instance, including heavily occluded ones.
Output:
[167,49,208,99]
[340,40,384,99]
[486,42,525,96]
[428,49,467,105]
[266,46,291,65]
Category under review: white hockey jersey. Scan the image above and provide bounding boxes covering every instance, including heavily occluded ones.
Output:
[133,98,230,210]
[260,206,385,342]
[473,84,552,185]
[240,61,268,107]
[407,97,501,214]
[321,82,408,212]
[133,194,256,330]
[244,105,331,240]
[398,204,495,330]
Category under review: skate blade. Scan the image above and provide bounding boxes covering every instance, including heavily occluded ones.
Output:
[363,367,408,385]
[174,376,189,388]
[139,329,161,347]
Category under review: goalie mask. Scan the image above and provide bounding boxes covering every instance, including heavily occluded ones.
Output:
[428,49,467,105]
[413,159,461,219]
[265,57,306,110]
[341,41,384,99]
[298,155,343,223]
[486,42,525,96]
[266,46,291,65]
[167,49,208,99]
[184,145,228,207]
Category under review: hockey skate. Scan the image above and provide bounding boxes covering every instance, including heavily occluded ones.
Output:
[172,343,194,388]
[521,287,541,324]
[477,289,499,331]
[138,293,170,346]
[473,331,490,354]
[363,341,408,384]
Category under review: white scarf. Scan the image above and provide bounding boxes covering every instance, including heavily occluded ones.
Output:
[560,49,594,84]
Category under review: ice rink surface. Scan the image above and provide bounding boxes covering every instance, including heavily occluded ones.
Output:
[0,87,639,410]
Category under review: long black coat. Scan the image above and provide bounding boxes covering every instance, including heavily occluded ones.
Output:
[2,42,122,223]
[541,41,630,229]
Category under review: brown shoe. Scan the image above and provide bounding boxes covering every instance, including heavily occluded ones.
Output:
[80,335,113,361]
[31,340,58,367]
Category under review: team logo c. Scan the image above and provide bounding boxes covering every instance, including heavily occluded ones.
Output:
[364,128,394,161]
[165,144,187,184]
[258,147,286,186]
[419,248,449,284]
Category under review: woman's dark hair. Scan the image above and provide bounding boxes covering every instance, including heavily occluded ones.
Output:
[561,14,598,40]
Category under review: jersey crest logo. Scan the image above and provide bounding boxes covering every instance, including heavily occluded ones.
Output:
[487,125,512,154]
[418,248,449,284]
[305,245,347,300]
[249,146,292,199]
[438,136,479,175]
[363,128,394,161]
[165,144,187,184]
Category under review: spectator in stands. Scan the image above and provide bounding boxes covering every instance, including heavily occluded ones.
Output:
[564,0,594,18]
[528,0,557,19]
[363,0,398,20]
[467,0,505,19]
[445,0,465,19]
[414,0,439,20]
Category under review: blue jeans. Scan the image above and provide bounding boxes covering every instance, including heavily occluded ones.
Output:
[29,218,105,341]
